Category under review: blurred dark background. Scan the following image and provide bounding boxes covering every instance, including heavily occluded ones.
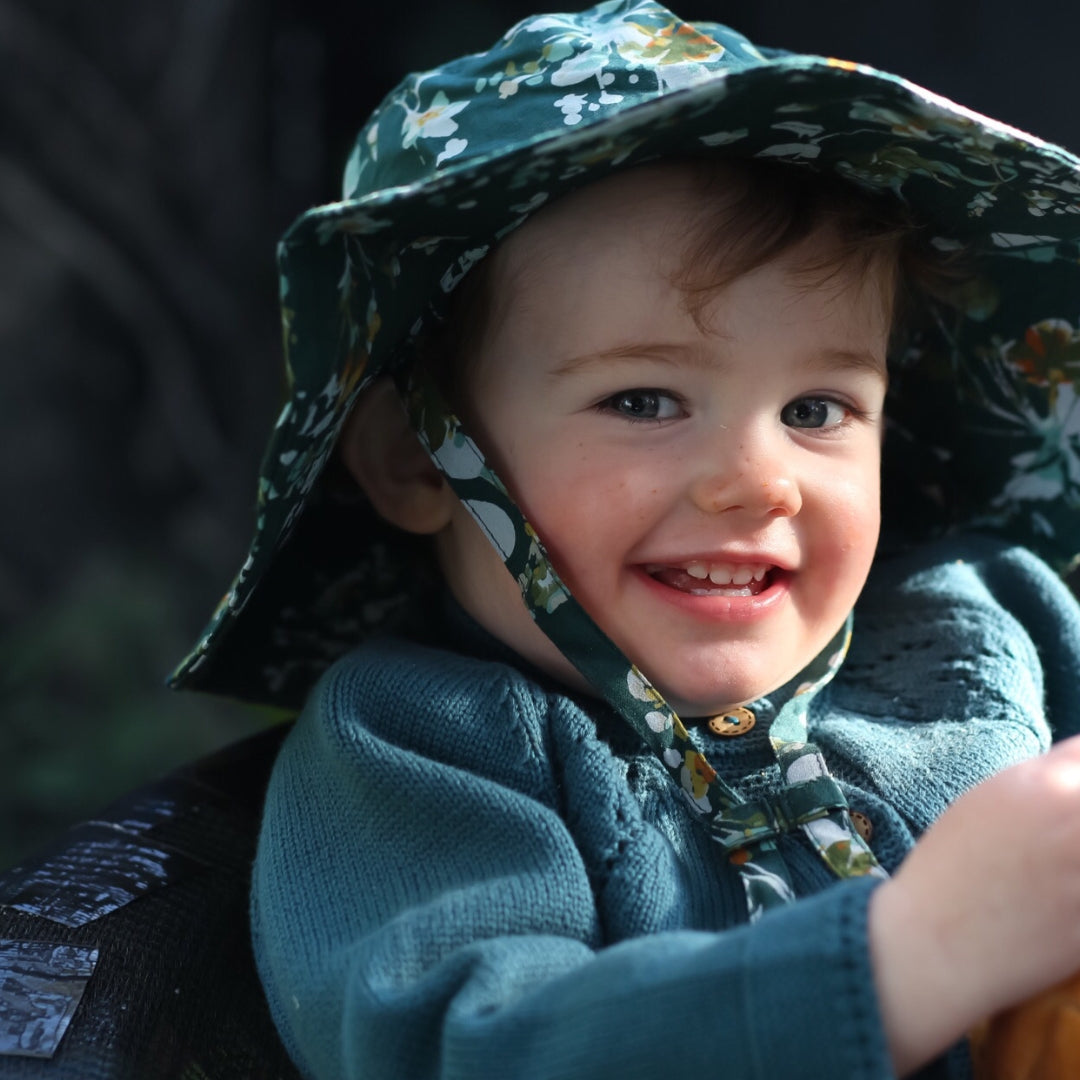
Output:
[4,0,1080,871]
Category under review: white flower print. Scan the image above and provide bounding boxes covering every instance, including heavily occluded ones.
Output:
[401,90,470,149]
[554,92,588,125]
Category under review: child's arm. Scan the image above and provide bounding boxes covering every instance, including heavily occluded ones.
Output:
[254,639,894,1080]
[869,733,1080,1075]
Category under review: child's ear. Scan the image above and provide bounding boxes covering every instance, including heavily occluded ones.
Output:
[337,377,455,535]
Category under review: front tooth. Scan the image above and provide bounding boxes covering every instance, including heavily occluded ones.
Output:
[686,562,709,580]
[752,565,767,582]
[708,564,734,585]
[731,567,754,586]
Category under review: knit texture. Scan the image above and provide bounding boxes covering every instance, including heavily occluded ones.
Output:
[252,535,1080,1080]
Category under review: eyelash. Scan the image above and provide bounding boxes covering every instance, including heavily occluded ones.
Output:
[596,389,684,423]
[596,389,871,430]
[780,396,870,431]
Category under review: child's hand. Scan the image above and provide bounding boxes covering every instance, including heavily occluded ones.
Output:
[868,733,1080,1076]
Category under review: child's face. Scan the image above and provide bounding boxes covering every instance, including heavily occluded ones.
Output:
[436,164,890,716]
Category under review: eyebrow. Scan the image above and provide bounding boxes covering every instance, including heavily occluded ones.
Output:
[551,341,887,377]
[551,341,724,377]
[803,347,888,377]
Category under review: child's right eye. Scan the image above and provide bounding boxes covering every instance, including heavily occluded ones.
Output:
[600,389,682,422]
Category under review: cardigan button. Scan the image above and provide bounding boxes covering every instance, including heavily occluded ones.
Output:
[707,707,756,737]
[850,811,873,843]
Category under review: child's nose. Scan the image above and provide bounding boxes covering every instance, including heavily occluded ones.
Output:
[688,441,802,518]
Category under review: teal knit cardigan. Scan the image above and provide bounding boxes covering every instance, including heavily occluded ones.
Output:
[252,535,1080,1080]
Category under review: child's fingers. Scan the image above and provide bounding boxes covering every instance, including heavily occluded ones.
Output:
[871,746,1080,1074]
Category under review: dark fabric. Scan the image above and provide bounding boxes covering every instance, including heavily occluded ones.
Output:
[0,725,301,1080]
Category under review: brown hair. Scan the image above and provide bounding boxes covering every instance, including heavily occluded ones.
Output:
[674,159,942,331]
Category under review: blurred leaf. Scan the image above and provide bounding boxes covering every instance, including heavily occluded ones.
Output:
[0,552,271,870]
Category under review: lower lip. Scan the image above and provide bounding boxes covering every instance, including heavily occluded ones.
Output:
[632,566,791,622]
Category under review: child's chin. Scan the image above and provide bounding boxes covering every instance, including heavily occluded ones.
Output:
[658,687,756,720]
[652,667,790,719]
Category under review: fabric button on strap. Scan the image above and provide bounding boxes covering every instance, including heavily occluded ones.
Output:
[850,811,873,843]
[707,706,756,736]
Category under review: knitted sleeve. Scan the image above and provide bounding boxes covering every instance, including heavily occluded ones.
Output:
[251,638,892,1080]
[970,541,1080,742]
[812,535,1080,843]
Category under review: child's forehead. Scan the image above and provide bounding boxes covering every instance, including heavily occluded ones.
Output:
[484,163,896,316]
[475,164,716,327]
[498,162,708,258]
[484,158,905,293]
[471,243,892,388]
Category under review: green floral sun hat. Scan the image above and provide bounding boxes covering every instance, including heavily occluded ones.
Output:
[172,0,1080,718]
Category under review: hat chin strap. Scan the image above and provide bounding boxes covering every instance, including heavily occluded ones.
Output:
[397,366,886,920]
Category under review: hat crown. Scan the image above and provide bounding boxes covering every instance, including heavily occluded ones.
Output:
[343,0,767,199]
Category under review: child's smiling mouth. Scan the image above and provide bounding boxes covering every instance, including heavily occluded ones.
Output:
[643,561,774,597]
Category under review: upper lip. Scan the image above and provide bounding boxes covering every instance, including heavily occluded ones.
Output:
[639,552,795,573]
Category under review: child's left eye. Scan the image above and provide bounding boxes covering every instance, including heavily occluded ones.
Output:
[601,389,682,421]
[780,397,849,429]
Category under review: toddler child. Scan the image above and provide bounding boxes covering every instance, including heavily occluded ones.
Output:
[172,3,1080,1077]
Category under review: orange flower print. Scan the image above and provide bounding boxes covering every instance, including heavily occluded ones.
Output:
[1006,320,1080,407]
[684,751,717,799]
[631,20,723,65]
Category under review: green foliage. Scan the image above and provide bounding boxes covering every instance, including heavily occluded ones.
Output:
[0,553,272,871]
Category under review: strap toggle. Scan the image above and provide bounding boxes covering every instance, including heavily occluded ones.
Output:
[711,776,850,852]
